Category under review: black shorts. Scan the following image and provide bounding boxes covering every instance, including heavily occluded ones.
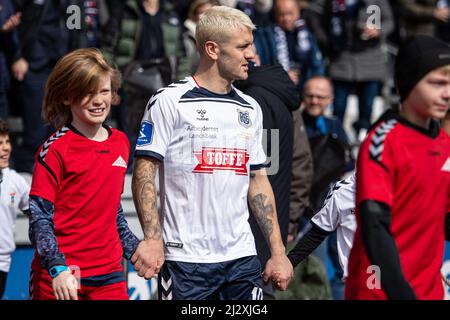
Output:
[158,255,263,300]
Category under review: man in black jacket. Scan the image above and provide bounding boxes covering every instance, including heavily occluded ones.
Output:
[235,63,313,299]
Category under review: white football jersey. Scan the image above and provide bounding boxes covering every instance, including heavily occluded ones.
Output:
[0,168,30,272]
[311,172,356,279]
[135,77,266,263]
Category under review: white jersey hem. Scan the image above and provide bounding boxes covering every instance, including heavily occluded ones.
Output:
[164,249,258,264]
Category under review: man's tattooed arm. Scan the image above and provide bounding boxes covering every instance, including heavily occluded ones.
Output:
[248,170,285,255]
[250,193,274,243]
[249,170,293,288]
[132,156,161,240]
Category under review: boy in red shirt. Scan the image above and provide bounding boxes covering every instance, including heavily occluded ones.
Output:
[345,35,450,299]
[28,48,143,300]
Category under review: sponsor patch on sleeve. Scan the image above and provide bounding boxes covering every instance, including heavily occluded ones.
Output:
[137,121,154,146]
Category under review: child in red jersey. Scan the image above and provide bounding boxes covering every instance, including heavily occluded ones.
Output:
[345,35,450,300]
[28,48,144,300]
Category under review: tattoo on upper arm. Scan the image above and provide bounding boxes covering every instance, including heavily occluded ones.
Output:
[250,193,274,241]
[132,158,162,240]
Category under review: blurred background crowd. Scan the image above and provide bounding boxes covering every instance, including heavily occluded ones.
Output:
[1,0,450,300]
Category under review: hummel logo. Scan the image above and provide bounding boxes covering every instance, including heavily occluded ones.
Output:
[160,276,173,300]
[369,119,397,162]
[441,157,450,172]
[112,156,127,168]
[196,109,209,121]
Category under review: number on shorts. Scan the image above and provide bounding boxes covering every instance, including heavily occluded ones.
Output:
[251,287,263,300]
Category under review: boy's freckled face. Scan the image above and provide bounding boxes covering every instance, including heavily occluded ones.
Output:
[0,134,12,169]
[70,74,112,127]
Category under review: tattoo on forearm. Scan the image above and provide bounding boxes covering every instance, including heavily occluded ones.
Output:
[250,193,274,242]
[132,158,162,240]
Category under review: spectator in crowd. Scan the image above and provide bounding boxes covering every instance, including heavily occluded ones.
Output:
[102,0,189,83]
[296,75,354,299]
[254,0,325,92]
[182,0,218,76]
[397,0,448,41]
[0,0,21,119]
[300,76,353,216]
[219,0,273,26]
[235,63,303,299]
[434,0,450,42]
[309,0,394,141]
[0,119,29,299]
[68,0,110,49]
[12,0,105,173]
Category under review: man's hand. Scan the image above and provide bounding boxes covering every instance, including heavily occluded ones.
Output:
[1,12,21,33]
[52,270,78,300]
[12,58,28,81]
[131,239,164,280]
[262,253,293,291]
[361,26,380,40]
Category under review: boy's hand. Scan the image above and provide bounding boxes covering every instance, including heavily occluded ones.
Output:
[52,271,79,300]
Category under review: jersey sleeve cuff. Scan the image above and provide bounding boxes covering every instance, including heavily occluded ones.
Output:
[134,150,164,161]
[45,258,68,272]
[310,220,333,235]
[250,163,269,171]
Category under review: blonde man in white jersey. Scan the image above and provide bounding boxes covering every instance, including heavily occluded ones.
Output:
[131,6,293,299]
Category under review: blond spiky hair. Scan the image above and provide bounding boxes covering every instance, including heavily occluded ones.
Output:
[195,6,255,53]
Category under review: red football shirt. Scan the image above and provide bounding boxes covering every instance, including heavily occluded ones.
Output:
[346,118,450,300]
[30,126,129,278]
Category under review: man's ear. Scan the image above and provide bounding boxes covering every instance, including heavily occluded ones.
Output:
[204,41,220,61]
